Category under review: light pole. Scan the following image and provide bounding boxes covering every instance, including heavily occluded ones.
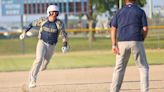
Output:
[148,0,153,19]
[119,0,122,9]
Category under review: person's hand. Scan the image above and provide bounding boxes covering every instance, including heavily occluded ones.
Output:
[61,42,69,53]
[19,33,26,40]
[61,46,69,53]
[112,45,120,55]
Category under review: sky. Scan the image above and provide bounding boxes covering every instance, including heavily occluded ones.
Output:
[0,0,164,22]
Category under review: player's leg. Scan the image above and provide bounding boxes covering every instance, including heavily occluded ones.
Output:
[110,42,131,92]
[131,41,149,92]
[29,40,46,88]
[41,44,55,71]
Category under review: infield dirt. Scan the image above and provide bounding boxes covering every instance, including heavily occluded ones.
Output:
[0,65,163,92]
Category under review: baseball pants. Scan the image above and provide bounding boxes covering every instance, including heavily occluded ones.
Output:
[29,40,55,82]
[110,41,149,92]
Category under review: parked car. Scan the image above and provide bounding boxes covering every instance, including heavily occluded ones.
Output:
[0,26,10,38]
[8,26,39,37]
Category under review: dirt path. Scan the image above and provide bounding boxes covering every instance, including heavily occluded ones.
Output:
[0,65,163,92]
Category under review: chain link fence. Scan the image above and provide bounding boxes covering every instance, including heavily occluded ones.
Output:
[0,23,164,55]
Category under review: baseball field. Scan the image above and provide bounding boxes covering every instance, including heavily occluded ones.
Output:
[0,64,163,92]
[0,50,163,72]
[0,50,163,92]
[0,32,164,92]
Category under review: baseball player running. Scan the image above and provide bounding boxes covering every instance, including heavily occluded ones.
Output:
[19,5,69,88]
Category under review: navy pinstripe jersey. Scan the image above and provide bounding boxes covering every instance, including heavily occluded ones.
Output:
[24,17,67,45]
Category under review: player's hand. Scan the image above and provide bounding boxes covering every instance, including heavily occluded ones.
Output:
[62,46,69,53]
[19,33,26,40]
[61,42,69,53]
[112,45,120,55]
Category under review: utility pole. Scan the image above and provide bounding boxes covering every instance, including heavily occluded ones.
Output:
[148,0,153,19]
[119,0,122,9]
[20,15,25,54]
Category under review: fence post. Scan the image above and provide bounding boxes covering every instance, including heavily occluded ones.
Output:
[20,15,25,54]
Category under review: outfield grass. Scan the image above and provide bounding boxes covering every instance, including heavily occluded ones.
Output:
[0,30,164,72]
[0,37,112,55]
[0,50,163,72]
[0,36,164,55]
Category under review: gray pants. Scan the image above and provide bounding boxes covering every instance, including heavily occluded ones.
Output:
[110,41,149,92]
[29,40,55,82]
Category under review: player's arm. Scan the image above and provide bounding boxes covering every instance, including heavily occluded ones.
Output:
[61,22,68,47]
[57,20,68,43]
[58,20,69,53]
[19,23,34,40]
[24,17,46,33]
[19,17,46,40]
[61,25,68,44]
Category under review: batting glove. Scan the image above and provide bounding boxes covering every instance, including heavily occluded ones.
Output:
[19,33,26,40]
[61,42,69,53]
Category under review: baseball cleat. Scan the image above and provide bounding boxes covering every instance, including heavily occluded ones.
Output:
[29,81,36,88]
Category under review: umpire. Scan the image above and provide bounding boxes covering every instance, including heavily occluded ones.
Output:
[110,0,149,92]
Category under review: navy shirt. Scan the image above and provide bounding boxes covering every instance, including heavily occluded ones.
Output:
[110,4,148,41]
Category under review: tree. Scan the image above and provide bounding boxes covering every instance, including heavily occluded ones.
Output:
[87,0,147,42]
[92,0,115,13]
[135,0,147,7]
[116,0,146,8]
[93,0,147,13]
[87,0,95,43]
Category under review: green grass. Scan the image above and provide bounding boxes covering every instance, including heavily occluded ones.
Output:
[0,29,164,55]
[0,36,164,55]
[0,30,164,72]
[0,37,112,55]
[0,50,163,72]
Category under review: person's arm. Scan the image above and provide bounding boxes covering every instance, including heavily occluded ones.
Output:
[110,12,119,55]
[61,23,69,53]
[111,26,117,46]
[111,26,119,55]
[19,17,46,40]
[19,23,33,40]
[56,20,69,53]
[24,17,46,33]
[141,11,148,41]
[57,20,68,44]
[61,23,68,44]
[143,26,148,40]
[23,23,33,34]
